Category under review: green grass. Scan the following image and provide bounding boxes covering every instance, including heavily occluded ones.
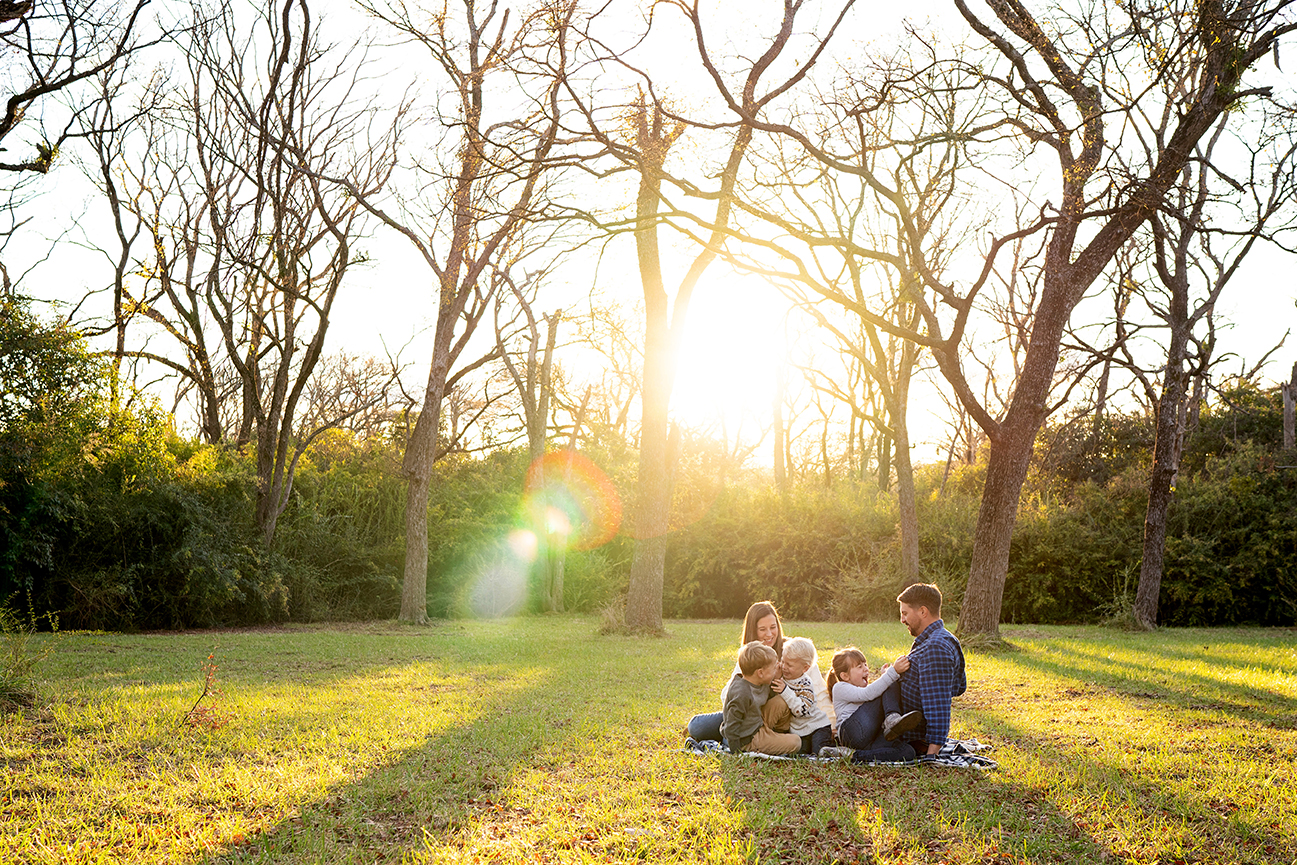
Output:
[2,619,1295,864]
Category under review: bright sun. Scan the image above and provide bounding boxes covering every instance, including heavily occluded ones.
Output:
[669,273,790,437]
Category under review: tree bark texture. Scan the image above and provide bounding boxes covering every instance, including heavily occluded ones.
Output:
[625,125,675,634]
[894,339,921,586]
[1133,351,1187,630]
[399,359,448,624]
[957,272,1072,641]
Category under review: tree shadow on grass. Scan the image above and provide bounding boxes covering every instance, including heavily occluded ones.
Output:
[987,638,1296,723]
[710,752,1113,864]
[955,703,1297,865]
[182,622,760,864]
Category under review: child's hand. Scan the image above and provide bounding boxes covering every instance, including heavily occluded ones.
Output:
[893,654,911,674]
[770,678,786,693]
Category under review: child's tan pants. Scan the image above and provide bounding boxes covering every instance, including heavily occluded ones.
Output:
[745,724,802,756]
[742,696,799,755]
[762,693,792,732]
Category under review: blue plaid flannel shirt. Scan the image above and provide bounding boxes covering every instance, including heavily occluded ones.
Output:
[898,619,966,746]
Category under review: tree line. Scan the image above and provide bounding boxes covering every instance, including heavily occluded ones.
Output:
[2,0,1296,638]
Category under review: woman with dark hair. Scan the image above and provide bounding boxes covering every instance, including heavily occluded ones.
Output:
[686,601,833,744]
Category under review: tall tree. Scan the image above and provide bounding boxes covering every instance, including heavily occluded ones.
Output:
[1122,121,1297,628]
[575,0,857,633]
[85,0,399,544]
[493,266,566,611]
[319,0,576,623]
[728,0,1297,642]
[721,49,969,588]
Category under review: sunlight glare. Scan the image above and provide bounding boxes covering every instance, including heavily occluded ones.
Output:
[468,553,529,618]
[523,451,622,549]
[544,507,572,537]
[670,274,787,437]
[507,529,539,563]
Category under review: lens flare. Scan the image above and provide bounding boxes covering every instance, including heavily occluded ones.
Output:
[468,558,528,618]
[544,506,572,536]
[523,451,622,550]
[507,529,539,563]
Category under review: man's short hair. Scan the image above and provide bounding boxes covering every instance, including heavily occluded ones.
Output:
[737,641,779,676]
[897,582,943,617]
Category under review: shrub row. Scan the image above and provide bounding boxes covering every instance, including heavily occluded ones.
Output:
[5,297,1293,628]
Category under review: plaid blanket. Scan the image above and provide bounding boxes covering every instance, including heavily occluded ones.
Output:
[681,736,997,770]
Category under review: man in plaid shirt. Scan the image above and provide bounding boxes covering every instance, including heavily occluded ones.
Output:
[896,583,967,756]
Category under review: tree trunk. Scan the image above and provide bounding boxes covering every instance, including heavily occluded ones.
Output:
[625,292,672,633]
[536,313,565,613]
[957,280,1071,642]
[958,411,1037,641]
[624,110,676,634]
[893,417,920,587]
[1133,364,1186,630]
[877,431,891,492]
[820,415,832,488]
[1283,361,1296,451]
[773,361,787,495]
[399,359,448,624]
[894,339,920,586]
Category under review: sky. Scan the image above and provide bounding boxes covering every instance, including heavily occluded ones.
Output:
[10,0,1297,468]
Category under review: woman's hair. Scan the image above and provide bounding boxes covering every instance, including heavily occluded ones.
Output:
[781,636,816,667]
[826,647,868,700]
[741,601,784,656]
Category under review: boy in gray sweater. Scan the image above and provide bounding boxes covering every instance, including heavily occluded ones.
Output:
[721,641,802,756]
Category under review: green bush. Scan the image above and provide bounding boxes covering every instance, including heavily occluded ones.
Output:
[1160,443,1297,626]
[664,483,900,621]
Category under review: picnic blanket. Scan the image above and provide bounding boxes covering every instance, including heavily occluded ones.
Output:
[681,736,997,770]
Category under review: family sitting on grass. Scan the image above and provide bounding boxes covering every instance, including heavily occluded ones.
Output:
[685,583,967,765]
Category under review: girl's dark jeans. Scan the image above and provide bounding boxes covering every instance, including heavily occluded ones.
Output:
[837,680,915,762]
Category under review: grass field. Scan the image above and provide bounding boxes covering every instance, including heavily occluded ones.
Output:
[2,618,1295,864]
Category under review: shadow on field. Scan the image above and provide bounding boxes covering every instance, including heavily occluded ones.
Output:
[186,622,742,864]
[992,640,1296,723]
[710,749,1114,864]
[956,703,1294,864]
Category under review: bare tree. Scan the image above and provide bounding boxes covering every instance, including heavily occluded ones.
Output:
[309,0,577,623]
[0,0,153,176]
[296,351,405,440]
[715,0,1297,642]
[493,265,566,611]
[1119,120,1297,628]
[551,299,644,458]
[197,0,400,545]
[570,0,858,633]
[0,0,163,313]
[80,1,400,545]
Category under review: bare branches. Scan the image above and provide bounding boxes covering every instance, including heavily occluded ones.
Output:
[0,0,158,175]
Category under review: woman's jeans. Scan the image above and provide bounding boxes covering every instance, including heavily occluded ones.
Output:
[687,711,723,742]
